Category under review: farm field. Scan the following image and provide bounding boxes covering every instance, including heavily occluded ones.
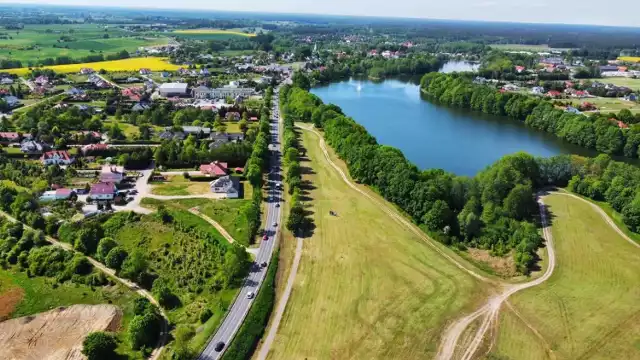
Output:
[265,128,485,360]
[0,24,168,65]
[490,193,640,360]
[3,57,180,76]
[568,96,640,113]
[142,197,252,245]
[172,28,256,40]
[618,56,640,63]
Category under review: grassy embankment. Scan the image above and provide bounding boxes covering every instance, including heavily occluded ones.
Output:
[265,128,485,359]
[490,193,640,360]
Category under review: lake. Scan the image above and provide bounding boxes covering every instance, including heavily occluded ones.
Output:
[311,79,596,176]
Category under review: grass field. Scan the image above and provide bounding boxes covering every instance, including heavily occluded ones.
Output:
[173,29,256,39]
[597,76,640,91]
[150,175,212,196]
[0,24,168,64]
[3,57,180,76]
[141,197,252,245]
[568,96,640,113]
[265,128,485,359]
[490,44,573,52]
[490,193,640,360]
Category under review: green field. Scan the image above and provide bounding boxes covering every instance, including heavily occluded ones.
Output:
[597,77,640,91]
[0,24,168,65]
[568,96,640,113]
[149,175,212,196]
[490,44,573,52]
[172,28,256,40]
[266,128,484,359]
[491,193,640,360]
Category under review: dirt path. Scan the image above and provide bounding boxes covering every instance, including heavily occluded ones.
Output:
[555,191,640,249]
[0,211,168,360]
[436,195,556,360]
[256,236,303,360]
[188,207,236,245]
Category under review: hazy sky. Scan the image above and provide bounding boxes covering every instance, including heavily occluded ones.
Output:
[9,0,640,27]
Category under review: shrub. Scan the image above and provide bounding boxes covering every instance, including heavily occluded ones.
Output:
[104,247,128,270]
[81,331,118,360]
[199,308,213,323]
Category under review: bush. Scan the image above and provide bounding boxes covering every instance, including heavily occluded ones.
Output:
[199,308,213,323]
[96,237,117,261]
[82,331,118,360]
[104,247,128,270]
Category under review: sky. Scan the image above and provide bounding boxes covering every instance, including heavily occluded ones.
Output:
[8,0,640,27]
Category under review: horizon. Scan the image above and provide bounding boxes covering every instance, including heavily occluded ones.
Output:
[4,1,640,28]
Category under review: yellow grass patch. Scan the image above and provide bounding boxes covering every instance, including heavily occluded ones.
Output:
[4,57,181,76]
[173,29,256,37]
[618,56,640,63]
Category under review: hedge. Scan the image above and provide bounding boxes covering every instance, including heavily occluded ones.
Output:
[220,248,279,360]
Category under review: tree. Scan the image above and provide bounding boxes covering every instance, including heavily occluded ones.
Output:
[96,237,117,261]
[503,183,535,220]
[238,119,248,134]
[623,196,640,232]
[222,245,250,287]
[422,200,453,232]
[105,247,128,270]
[82,332,118,360]
[120,250,147,282]
[152,277,180,309]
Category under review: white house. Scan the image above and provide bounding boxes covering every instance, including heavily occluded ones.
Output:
[39,189,76,202]
[158,83,188,97]
[531,86,545,95]
[90,182,116,201]
[209,175,239,198]
[40,150,74,165]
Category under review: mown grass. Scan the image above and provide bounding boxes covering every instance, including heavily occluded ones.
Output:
[3,57,180,76]
[491,193,640,360]
[150,175,212,196]
[266,129,484,360]
[568,95,640,113]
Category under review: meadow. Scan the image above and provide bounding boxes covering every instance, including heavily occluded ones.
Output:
[265,128,485,359]
[0,24,168,65]
[598,76,640,91]
[172,28,256,40]
[490,193,640,360]
[490,44,574,52]
[568,96,640,113]
[2,57,180,76]
[149,175,212,196]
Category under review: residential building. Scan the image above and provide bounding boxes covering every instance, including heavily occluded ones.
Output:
[139,68,152,75]
[192,85,211,99]
[546,90,562,98]
[20,140,46,154]
[200,161,229,176]
[90,182,116,201]
[502,84,519,91]
[0,132,21,143]
[209,175,239,198]
[531,86,544,95]
[566,106,582,114]
[132,102,151,112]
[2,96,20,107]
[515,66,525,73]
[209,132,245,149]
[225,112,241,121]
[39,188,76,202]
[160,72,171,78]
[600,65,620,72]
[624,93,638,102]
[34,76,49,86]
[80,68,95,75]
[473,77,488,85]
[100,170,125,184]
[0,77,13,85]
[209,82,254,99]
[81,143,109,155]
[158,83,188,97]
[41,150,74,165]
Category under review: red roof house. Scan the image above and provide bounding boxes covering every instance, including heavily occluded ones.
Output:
[81,143,109,154]
[90,182,116,200]
[200,161,229,176]
[41,150,73,165]
[515,66,525,73]
[0,132,20,142]
[617,120,629,129]
[546,90,562,98]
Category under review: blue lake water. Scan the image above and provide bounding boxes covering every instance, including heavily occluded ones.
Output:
[311,79,595,176]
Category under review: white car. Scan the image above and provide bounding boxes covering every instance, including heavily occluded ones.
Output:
[246,291,255,299]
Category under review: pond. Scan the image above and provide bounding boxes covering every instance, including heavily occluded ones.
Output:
[311,79,597,176]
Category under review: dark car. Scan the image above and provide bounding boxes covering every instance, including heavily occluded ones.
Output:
[215,341,225,352]
[261,261,268,268]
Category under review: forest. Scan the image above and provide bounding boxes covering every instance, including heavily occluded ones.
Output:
[420,72,640,159]
[280,82,640,274]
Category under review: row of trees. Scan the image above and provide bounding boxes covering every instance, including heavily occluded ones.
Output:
[421,72,640,159]
[281,84,547,273]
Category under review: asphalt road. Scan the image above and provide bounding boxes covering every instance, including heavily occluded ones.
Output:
[198,92,283,360]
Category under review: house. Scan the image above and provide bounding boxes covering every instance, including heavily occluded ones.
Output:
[225,112,241,121]
[158,83,188,97]
[531,86,544,95]
[34,76,49,86]
[542,57,564,66]
[41,150,74,165]
[0,132,20,143]
[473,77,488,85]
[39,188,76,202]
[132,102,151,112]
[502,84,519,92]
[209,132,245,149]
[515,66,525,73]
[209,81,254,99]
[80,68,95,75]
[600,65,619,73]
[624,93,638,102]
[158,130,186,141]
[209,175,239,198]
[1,77,13,85]
[199,68,210,76]
[89,182,116,201]
[139,68,152,75]
[20,140,46,154]
[617,120,629,129]
[2,96,20,107]
[566,106,582,114]
[192,85,211,99]
[200,161,229,177]
[546,90,562,98]
[160,72,171,78]
[126,77,140,83]
[81,143,108,155]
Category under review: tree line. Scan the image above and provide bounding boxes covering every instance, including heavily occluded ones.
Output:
[421,72,640,159]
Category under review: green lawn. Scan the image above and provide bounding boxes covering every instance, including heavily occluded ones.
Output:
[0,24,169,65]
[149,175,212,196]
[595,77,640,91]
[491,193,640,360]
[266,128,485,359]
[568,96,640,113]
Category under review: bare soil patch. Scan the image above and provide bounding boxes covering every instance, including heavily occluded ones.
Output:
[0,304,122,360]
[0,287,25,321]
[468,248,517,277]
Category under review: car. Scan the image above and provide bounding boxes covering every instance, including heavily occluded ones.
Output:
[272,222,278,227]
[275,203,280,207]
[246,291,255,299]
[261,261,268,268]
[215,341,225,352]
[263,234,269,241]
[130,190,138,195]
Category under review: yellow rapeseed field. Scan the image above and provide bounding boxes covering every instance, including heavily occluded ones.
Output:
[173,29,256,37]
[618,56,640,63]
[3,57,181,76]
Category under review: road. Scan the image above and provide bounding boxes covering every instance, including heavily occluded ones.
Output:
[198,91,283,360]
